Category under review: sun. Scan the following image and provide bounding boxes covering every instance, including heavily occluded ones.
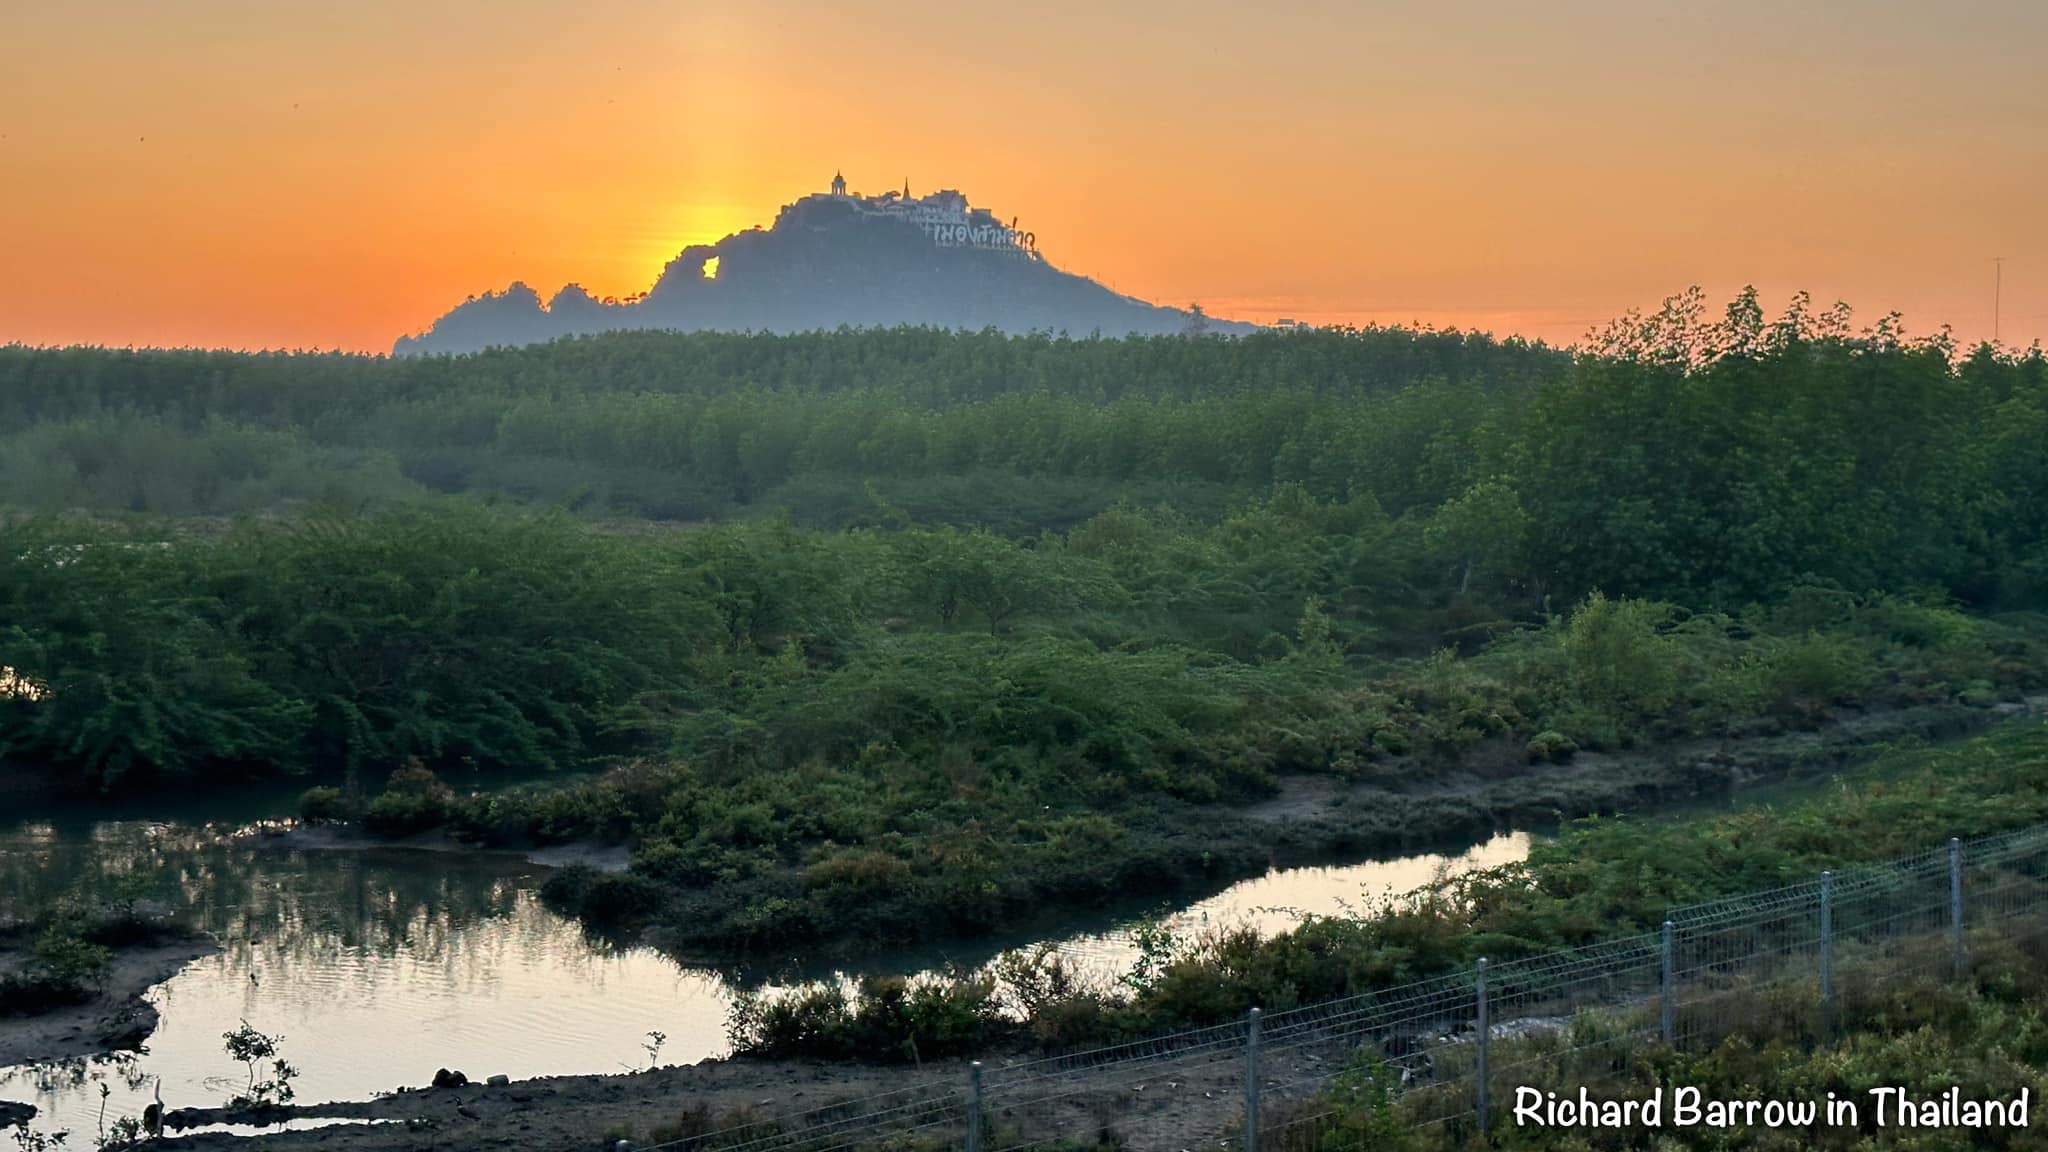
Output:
[633,200,756,277]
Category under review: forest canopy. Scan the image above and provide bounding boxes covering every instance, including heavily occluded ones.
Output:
[3,292,2041,605]
[4,290,2045,950]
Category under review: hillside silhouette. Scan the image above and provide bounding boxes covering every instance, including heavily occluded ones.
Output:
[394,183,1251,355]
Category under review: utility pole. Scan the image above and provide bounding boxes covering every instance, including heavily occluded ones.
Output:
[1994,257,2003,345]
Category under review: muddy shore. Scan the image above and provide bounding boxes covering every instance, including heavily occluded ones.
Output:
[0,937,221,1070]
[1225,697,2046,893]
[258,823,633,873]
[142,1044,1293,1152]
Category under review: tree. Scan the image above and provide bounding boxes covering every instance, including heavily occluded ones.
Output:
[895,529,1091,635]
[1422,479,1528,597]
[221,1021,298,1111]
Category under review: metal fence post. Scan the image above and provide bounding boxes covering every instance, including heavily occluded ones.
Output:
[965,1061,982,1152]
[1950,837,1965,979]
[1819,871,1834,1038]
[1475,957,1490,1135]
[1244,1007,1261,1152]
[1660,919,1675,1046]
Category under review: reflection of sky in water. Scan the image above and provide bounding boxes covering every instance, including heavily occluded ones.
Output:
[0,818,1527,1138]
[1040,832,1531,975]
[131,894,732,1116]
[1,818,741,1137]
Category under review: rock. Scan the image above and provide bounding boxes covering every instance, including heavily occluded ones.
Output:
[96,1006,157,1050]
[432,1068,469,1090]
[1490,1016,1572,1041]
[0,1102,36,1127]
[486,1074,510,1087]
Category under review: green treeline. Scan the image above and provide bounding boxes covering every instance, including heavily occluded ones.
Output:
[3,295,2044,604]
[3,291,2047,950]
[0,326,1559,530]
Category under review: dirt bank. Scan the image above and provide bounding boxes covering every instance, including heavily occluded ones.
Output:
[0,935,221,1067]
[1250,697,2048,863]
[145,1042,1301,1152]
[258,823,633,873]
[152,1058,953,1152]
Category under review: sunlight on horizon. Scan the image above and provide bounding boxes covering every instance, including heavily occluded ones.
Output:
[1,1,2041,350]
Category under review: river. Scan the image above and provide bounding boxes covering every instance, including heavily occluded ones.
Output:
[0,797,1528,1139]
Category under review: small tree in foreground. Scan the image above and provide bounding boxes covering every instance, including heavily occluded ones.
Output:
[221,1021,298,1111]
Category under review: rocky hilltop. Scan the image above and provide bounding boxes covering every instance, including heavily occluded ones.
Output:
[393,185,1250,356]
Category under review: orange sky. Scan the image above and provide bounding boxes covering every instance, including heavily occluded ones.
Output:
[4,0,2044,353]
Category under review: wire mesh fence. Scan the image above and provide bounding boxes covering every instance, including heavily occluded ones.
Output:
[641,824,2048,1152]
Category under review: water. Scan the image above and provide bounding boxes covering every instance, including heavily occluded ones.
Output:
[160,1119,401,1140]
[0,812,1528,1138]
[0,818,736,1137]
[1033,833,1530,976]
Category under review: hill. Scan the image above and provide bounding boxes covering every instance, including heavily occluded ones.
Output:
[393,182,1254,355]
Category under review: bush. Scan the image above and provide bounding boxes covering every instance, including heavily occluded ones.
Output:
[297,785,347,824]
[360,763,455,837]
[221,1021,298,1112]
[727,973,1012,1062]
[583,873,668,926]
[1524,730,1577,764]
[539,864,668,930]
[1555,593,1684,746]
[32,918,112,991]
[1756,631,1871,722]
[0,915,112,1016]
[803,850,914,896]
[362,789,445,837]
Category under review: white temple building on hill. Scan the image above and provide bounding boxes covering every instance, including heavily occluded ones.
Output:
[805,171,1040,258]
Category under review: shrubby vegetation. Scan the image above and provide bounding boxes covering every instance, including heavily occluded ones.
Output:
[220,1021,299,1113]
[1292,928,2048,1151]
[0,912,111,1016]
[3,293,2046,952]
[726,719,2048,1057]
[681,936,2048,1151]
[0,889,193,1016]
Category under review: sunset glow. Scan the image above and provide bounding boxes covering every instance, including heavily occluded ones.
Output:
[5,0,2044,352]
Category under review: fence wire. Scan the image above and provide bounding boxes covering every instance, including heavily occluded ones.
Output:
[645,827,2048,1152]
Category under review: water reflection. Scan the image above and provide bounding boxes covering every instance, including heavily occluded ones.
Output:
[0,818,738,1138]
[0,819,530,961]
[1036,832,1531,977]
[160,1118,402,1140]
[0,817,1530,1140]
[0,667,44,701]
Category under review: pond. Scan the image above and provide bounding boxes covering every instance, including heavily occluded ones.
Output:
[0,806,1529,1139]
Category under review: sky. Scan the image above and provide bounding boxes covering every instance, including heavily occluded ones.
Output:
[4,0,2044,353]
